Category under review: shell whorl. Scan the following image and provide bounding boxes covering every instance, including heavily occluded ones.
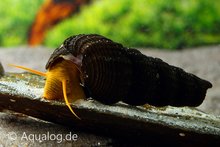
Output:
[46,34,212,106]
[125,49,212,106]
[46,34,119,69]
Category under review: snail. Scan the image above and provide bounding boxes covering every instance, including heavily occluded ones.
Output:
[10,34,212,119]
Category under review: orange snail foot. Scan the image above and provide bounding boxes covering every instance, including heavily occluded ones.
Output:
[8,62,84,119]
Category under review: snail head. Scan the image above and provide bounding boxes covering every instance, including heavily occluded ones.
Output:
[9,59,85,119]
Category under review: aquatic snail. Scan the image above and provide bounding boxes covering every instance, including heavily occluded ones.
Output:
[10,34,212,119]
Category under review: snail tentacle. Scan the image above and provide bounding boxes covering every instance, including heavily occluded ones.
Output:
[62,80,81,119]
[8,64,46,77]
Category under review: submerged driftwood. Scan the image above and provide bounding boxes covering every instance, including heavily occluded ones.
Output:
[0,73,220,146]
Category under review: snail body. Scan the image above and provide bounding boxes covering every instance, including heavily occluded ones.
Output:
[11,34,212,118]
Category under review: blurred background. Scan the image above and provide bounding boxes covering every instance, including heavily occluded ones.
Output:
[0,0,220,49]
[0,0,220,115]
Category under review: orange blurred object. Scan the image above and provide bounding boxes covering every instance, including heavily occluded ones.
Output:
[28,0,90,46]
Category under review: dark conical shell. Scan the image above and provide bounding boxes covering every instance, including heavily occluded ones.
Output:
[46,34,212,106]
